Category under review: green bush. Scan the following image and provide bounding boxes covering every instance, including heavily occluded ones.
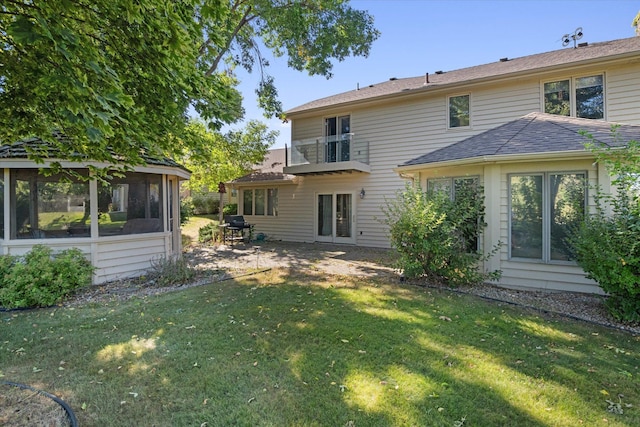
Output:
[0,245,94,309]
[382,183,501,286]
[568,187,640,322]
[198,222,221,243]
[192,192,220,214]
[568,132,640,323]
[180,197,195,225]
[222,203,237,215]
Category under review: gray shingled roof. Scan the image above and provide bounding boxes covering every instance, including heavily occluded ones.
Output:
[231,148,295,184]
[0,134,189,172]
[287,37,640,115]
[232,171,295,184]
[401,112,640,167]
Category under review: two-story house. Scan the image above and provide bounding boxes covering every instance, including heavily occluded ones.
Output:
[231,36,640,293]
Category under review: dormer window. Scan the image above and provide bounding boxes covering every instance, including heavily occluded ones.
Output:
[448,94,470,128]
[543,75,604,119]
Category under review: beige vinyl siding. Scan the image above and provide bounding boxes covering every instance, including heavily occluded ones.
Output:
[290,80,562,248]
[472,81,541,126]
[287,59,640,252]
[498,262,601,293]
[606,65,640,123]
[243,183,314,242]
[95,234,169,283]
[5,241,92,258]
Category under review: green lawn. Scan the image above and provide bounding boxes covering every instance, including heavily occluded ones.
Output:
[1,270,639,426]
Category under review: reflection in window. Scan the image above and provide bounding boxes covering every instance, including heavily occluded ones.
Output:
[267,188,278,216]
[576,75,604,119]
[544,75,603,119]
[98,172,162,236]
[449,95,470,128]
[510,172,585,262]
[255,189,265,215]
[550,173,586,260]
[510,175,543,259]
[11,169,90,239]
[243,189,253,215]
[242,188,278,216]
[544,80,570,116]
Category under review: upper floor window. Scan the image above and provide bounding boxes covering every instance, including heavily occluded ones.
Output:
[448,94,470,128]
[325,115,351,162]
[543,75,603,119]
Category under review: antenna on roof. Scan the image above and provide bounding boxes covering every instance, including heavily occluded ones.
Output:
[562,27,583,48]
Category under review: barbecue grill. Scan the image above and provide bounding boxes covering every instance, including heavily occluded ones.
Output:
[222,215,253,244]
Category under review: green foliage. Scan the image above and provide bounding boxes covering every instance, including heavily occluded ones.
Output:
[0,245,94,309]
[223,203,238,216]
[1,0,241,174]
[190,192,220,215]
[148,255,196,287]
[1,1,378,172]
[179,120,274,194]
[568,182,640,322]
[382,183,500,286]
[180,197,195,226]
[198,0,380,119]
[198,223,221,244]
[568,131,640,322]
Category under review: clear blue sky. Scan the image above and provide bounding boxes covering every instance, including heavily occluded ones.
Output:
[225,0,640,148]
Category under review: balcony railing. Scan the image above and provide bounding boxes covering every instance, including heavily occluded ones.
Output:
[287,134,369,167]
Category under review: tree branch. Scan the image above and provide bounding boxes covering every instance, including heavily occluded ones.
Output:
[204,5,256,77]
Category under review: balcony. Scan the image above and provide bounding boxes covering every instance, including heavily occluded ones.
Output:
[284,134,370,175]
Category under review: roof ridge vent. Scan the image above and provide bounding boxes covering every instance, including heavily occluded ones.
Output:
[578,42,588,47]
[389,77,397,81]
[500,57,509,62]
[435,70,444,75]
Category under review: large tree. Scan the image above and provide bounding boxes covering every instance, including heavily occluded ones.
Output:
[0,0,379,172]
[178,119,276,193]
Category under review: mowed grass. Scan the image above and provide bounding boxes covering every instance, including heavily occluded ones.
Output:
[181,214,217,246]
[1,270,639,426]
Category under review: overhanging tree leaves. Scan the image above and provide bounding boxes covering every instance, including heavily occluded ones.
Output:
[1,1,379,170]
[1,0,242,173]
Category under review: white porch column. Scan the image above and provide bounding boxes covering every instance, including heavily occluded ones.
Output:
[483,164,502,279]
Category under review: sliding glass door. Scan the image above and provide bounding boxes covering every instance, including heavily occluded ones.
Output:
[316,192,355,244]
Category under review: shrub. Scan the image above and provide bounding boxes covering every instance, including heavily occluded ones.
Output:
[568,187,640,322]
[180,197,195,225]
[0,245,94,309]
[222,203,237,215]
[382,183,501,286]
[148,255,196,287]
[198,222,221,243]
[568,132,640,323]
[192,192,219,214]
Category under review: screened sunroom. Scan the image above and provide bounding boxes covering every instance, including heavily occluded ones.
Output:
[0,140,190,284]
